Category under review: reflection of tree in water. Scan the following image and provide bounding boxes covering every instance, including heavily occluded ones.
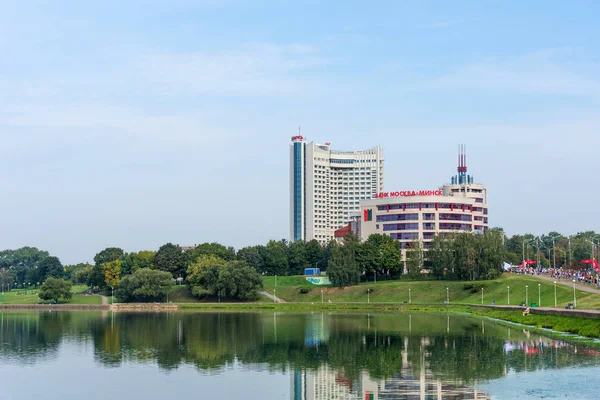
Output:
[0,311,92,364]
[1,311,600,386]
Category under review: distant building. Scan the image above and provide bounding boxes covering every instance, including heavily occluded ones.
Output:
[290,134,384,244]
[358,145,488,252]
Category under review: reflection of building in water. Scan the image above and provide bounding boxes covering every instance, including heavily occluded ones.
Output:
[292,314,490,399]
[291,366,490,400]
[304,313,329,347]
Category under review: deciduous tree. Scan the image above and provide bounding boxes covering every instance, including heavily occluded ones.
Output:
[39,278,72,303]
[115,268,173,302]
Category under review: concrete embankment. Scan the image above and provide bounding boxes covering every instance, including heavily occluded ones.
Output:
[0,302,598,319]
[469,304,600,319]
[0,304,109,311]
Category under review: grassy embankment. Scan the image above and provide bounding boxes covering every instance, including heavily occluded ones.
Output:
[1,285,102,305]
[262,274,600,309]
[166,285,272,303]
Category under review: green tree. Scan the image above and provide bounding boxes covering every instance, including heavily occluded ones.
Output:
[38,256,64,282]
[327,241,361,287]
[0,268,15,290]
[428,235,454,279]
[453,234,478,281]
[122,251,155,275]
[263,240,289,276]
[184,242,236,266]
[288,241,309,275]
[187,254,227,297]
[73,265,94,285]
[94,247,124,266]
[217,261,263,301]
[479,230,505,280]
[115,268,174,302]
[153,243,185,277]
[236,245,265,271]
[0,247,50,284]
[405,240,423,279]
[91,247,124,289]
[39,278,72,303]
[304,240,324,270]
[63,263,90,281]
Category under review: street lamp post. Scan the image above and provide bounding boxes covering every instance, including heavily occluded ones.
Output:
[274,289,276,303]
[367,289,370,304]
[538,284,541,307]
[321,289,323,304]
[551,236,556,270]
[481,287,484,305]
[572,280,576,308]
[446,287,449,304]
[536,237,540,271]
[526,285,528,306]
[409,288,411,304]
[554,281,557,307]
[507,286,510,305]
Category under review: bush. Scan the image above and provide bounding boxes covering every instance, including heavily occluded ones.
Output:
[189,260,263,301]
[299,288,311,294]
[365,287,375,294]
[463,283,488,294]
[115,268,173,302]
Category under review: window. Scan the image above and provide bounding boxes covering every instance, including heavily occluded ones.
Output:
[423,213,436,221]
[439,213,472,222]
[439,223,472,231]
[383,223,419,231]
[376,213,419,222]
[390,232,419,240]
[422,223,435,230]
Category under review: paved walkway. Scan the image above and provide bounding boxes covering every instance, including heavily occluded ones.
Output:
[100,295,109,305]
[259,291,285,303]
[525,274,600,294]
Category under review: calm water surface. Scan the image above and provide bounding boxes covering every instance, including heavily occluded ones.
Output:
[0,311,598,399]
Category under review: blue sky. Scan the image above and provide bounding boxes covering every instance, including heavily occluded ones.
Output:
[1,0,599,264]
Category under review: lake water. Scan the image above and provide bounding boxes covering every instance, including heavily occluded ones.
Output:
[0,311,598,399]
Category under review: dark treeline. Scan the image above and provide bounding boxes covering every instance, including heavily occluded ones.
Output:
[0,312,597,384]
[0,229,597,298]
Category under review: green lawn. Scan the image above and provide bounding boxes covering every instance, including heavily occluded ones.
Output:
[262,274,600,309]
[0,291,102,305]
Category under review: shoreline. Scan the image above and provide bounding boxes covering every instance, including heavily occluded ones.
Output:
[1,301,598,318]
[1,302,598,342]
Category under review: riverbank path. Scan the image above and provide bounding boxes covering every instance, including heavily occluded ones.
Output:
[526,274,600,295]
[260,291,285,303]
[100,295,109,305]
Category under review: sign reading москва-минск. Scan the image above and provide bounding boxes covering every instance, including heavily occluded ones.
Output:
[374,190,443,199]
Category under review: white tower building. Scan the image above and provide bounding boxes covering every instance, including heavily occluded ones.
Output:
[290,135,384,244]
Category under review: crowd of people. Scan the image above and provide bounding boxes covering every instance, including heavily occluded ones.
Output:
[513,265,600,287]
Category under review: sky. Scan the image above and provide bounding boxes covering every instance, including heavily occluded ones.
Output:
[1,0,599,264]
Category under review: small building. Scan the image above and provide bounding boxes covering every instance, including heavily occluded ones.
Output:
[304,268,321,276]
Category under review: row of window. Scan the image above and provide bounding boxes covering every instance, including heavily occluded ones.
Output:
[376,213,419,222]
[438,213,473,221]
[383,223,419,231]
[390,232,419,241]
[377,203,483,211]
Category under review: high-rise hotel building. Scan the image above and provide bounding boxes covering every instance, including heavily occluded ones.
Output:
[290,135,384,244]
